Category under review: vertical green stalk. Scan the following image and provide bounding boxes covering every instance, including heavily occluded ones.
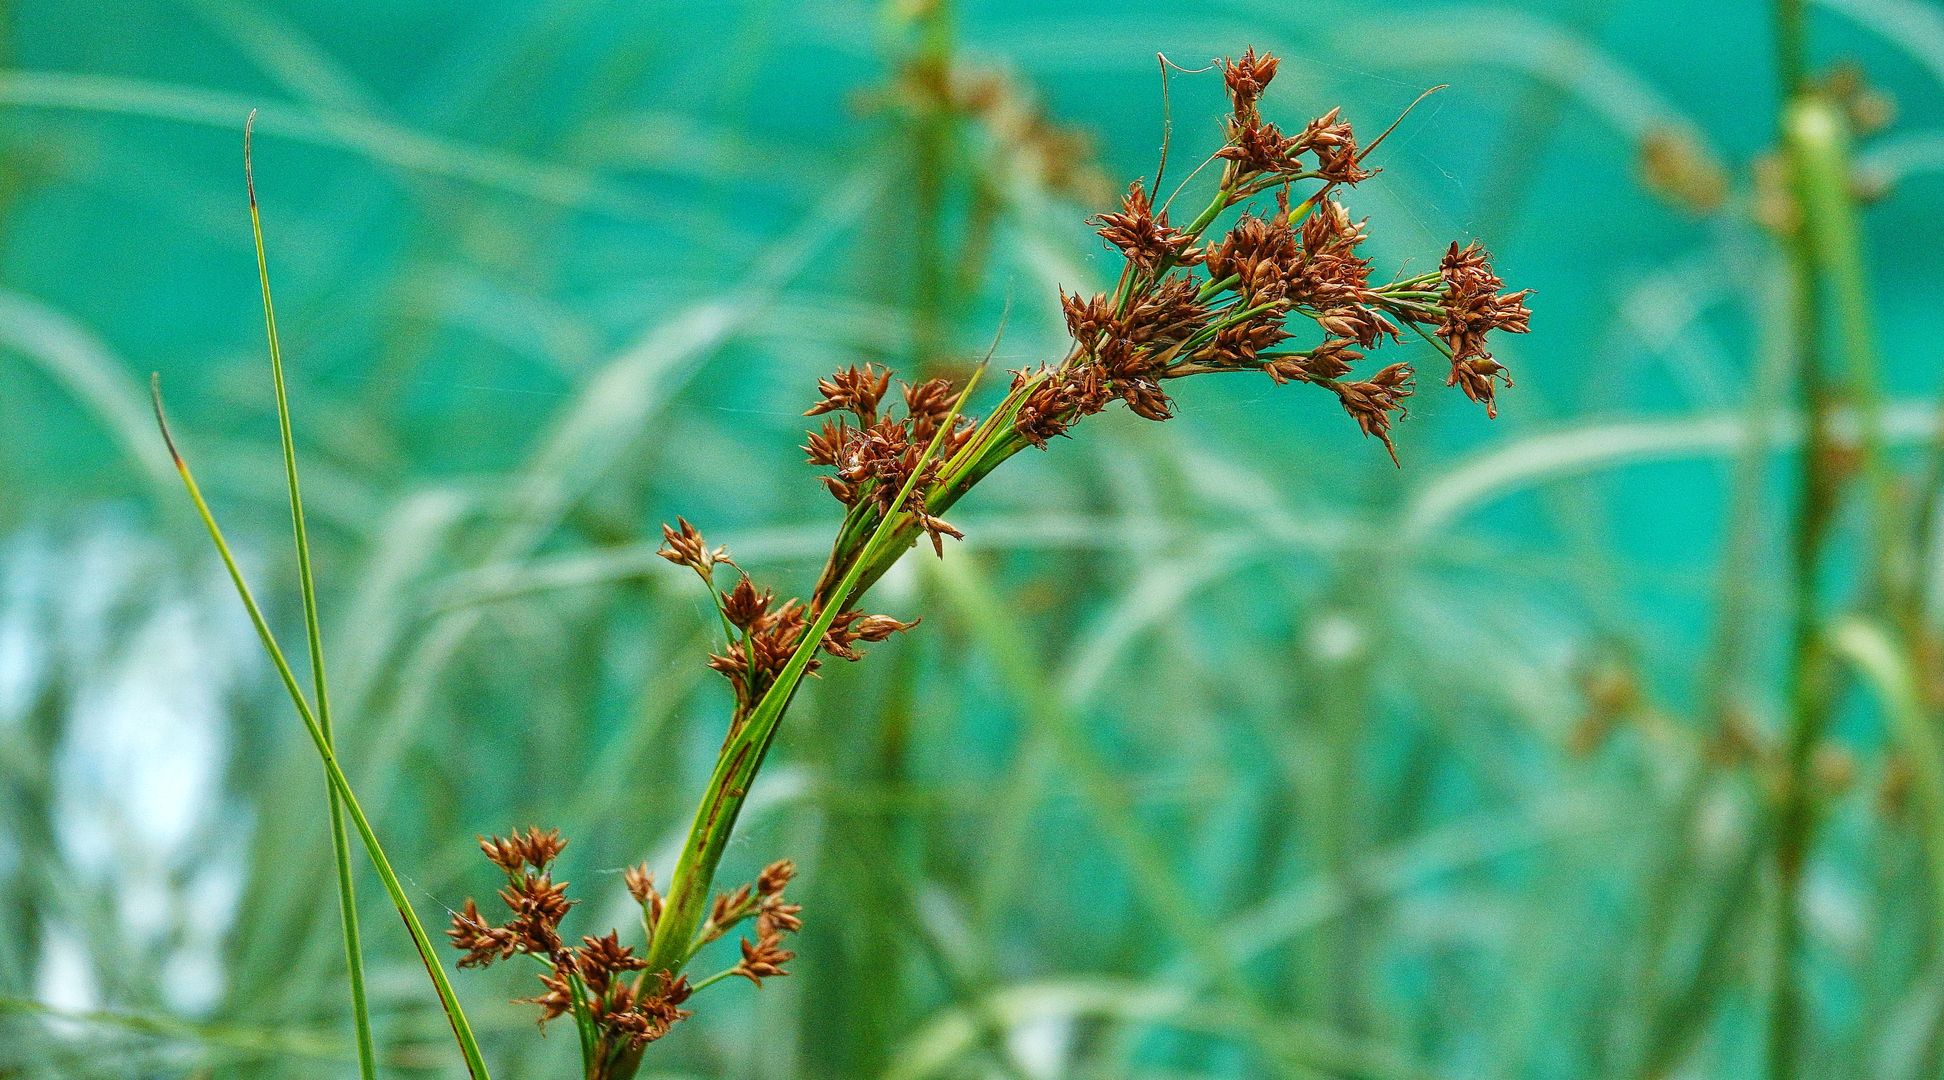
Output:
[1766,11,1819,1077]
[1775,0,1809,100]
[244,113,377,1080]
[1772,118,1827,1080]
[1765,0,1884,1060]
[1765,115,1833,1080]
[150,381,492,1080]
[1788,99,1894,586]
[906,0,956,376]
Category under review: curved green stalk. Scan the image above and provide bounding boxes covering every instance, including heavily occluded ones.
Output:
[1826,617,1944,945]
[244,112,376,1080]
[150,379,492,1080]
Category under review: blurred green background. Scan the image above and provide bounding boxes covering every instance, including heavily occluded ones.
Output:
[4,0,1944,1077]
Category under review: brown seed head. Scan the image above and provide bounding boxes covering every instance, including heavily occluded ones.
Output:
[657,518,725,573]
[903,377,958,425]
[734,930,797,987]
[447,898,520,969]
[1330,362,1414,466]
[478,826,567,875]
[1436,241,1530,417]
[806,364,894,424]
[573,931,648,995]
[1220,47,1280,117]
[1090,180,1201,273]
[1295,108,1373,185]
[803,418,852,468]
[721,575,775,631]
[758,859,795,896]
[624,863,660,907]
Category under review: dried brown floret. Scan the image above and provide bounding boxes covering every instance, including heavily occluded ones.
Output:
[657,518,725,573]
[497,872,574,957]
[1262,339,1363,385]
[1329,362,1415,466]
[519,967,575,1023]
[1205,209,1297,303]
[721,575,774,631]
[822,608,920,661]
[1061,289,1117,346]
[1218,116,1305,176]
[447,899,519,969]
[624,863,662,915]
[805,364,894,424]
[1436,241,1531,417]
[1090,180,1202,273]
[1121,275,1208,349]
[573,931,648,995]
[477,826,567,875]
[756,859,795,896]
[733,930,796,986]
[803,418,851,468]
[903,377,957,425]
[1221,47,1280,116]
[1295,108,1374,185]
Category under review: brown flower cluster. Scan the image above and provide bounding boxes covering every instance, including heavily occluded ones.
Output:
[1001,48,1529,463]
[657,517,919,710]
[448,827,573,966]
[447,829,698,1054]
[1436,241,1532,418]
[525,937,692,1052]
[805,365,979,555]
[1218,48,1372,187]
[695,859,803,987]
[450,831,803,1059]
[1091,180,1201,274]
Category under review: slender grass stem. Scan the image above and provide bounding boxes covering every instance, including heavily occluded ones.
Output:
[242,112,376,1080]
[150,379,492,1080]
[1788,98,1895,589]
[1827,618,1944,946]
[1767,84,1858,1080]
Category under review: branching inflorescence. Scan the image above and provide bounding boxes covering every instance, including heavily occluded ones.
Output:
[451,47,1529,1078]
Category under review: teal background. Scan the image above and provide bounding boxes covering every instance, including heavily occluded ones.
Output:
[3,1,1943,1077]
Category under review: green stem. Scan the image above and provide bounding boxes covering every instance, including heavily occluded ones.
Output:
[686,968,740,994]
[151,380,492,1080]
[1787,97,1895,590]
[244,114,376,1080]
[906,0,956,377]
[1766,86,1853,1080]
[1775,0,1809,99]
[1826,618,1944,947]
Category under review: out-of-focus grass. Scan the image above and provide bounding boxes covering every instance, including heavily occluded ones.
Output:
[3,0,1944,1078]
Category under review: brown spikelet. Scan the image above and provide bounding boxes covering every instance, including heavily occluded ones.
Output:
[1436,241,1531,418]
[805,364,893,424]
[733,930,797,986]
[1329,363,1414,466]
[1090,180,1201,273]
[1221,47,1279,115]
[657,518,725,573]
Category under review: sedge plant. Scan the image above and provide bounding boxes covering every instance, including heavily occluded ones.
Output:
[437,48,1531,1079]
